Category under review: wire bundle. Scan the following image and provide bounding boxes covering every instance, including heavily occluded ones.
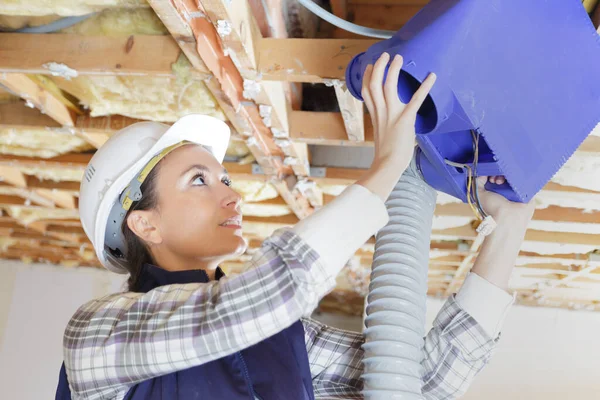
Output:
[444,130,488,221]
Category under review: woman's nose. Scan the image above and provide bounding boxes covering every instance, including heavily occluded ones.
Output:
[222,187,242,211]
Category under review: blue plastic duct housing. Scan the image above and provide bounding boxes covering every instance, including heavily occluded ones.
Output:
[346,0,600,203]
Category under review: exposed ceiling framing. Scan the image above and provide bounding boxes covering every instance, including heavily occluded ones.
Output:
[0,0,600,315]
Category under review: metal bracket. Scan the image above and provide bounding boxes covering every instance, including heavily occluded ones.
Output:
[251,163,264,175]
[309,167,326,178]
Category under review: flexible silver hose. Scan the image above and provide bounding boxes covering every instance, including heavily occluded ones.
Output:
[363,155,437,399]
[296,0,394,39]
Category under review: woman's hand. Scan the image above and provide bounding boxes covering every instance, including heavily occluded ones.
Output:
[362,52,437,173]
[357,53,437,202]
[472,176,536,291]
[477,176,535,225]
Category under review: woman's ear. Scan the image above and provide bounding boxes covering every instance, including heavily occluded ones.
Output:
[126,210,163,245]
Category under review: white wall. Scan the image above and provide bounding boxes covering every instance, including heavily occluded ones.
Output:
[1,260,600,399]
[0,260,125,399]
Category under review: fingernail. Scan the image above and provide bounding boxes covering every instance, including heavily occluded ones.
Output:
[394,54,401,61]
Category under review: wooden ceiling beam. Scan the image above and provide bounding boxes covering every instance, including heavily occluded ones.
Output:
[0,73,77,127]
[0,33,210,77]
[433,223,600,247]
[290,111,600,154]
[334,83,365,142]
[196,0,309,175]
[0,33,372,82]
[147,0,313,220]
[0,153,599,227]
[0,153,91,170]
[257,38,377,82]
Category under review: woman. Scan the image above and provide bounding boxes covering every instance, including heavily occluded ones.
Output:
[56,53,534,399]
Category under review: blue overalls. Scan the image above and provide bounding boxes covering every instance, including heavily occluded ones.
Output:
[56,264,315,400]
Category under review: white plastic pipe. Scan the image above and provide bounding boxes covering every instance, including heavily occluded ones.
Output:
[363,156,437,399]
[296,0,394,39]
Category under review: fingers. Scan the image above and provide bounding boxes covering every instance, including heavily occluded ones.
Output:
[361,64,377,133]
[361,64,374,109]
[369,53,390,126]
[405,72,437,117]
[384,54,404,109]
[489,176,506,185]
[479,176,506,187]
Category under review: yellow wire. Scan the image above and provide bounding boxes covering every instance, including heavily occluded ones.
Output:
[465,166,482,220]
[443,158,482,220]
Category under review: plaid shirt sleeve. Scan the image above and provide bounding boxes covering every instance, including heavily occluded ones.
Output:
[304,296,499,399]
[63,229,336,400]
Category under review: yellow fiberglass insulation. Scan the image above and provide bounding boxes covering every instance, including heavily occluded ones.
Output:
[0,127,93,158]
[60,8,167,35]
[70,74,225,123]
[241,203,291,217]
[0,0,148,17]
[230,181,279,203]
[5,206,79,225]
[20,167,84,182]
[24,8,224,123]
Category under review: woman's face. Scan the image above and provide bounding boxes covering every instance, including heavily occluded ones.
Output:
[142,144,246,266]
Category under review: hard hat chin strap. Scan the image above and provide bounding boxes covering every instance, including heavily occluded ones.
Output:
[104,140,193,260]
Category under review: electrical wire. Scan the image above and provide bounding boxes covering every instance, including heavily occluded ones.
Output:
[444,159,482,219]
[0,14,96,34]
[297,0,395,39]
[470,130,488,218]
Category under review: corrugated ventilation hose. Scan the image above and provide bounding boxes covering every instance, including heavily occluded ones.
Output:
[363,155,437,399]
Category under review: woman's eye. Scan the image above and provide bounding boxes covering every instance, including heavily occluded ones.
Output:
[222,177,232,187]
[192,174,206,186]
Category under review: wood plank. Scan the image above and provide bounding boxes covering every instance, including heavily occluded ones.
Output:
[200,0,261,71]
[149,0,313,218]
[26,177,80,192]
[0,101,60,127]
[334,83,365,141]
[331,0,348,19]
[257,38,377,82]
[433,224,600,246]
[0,166,27,188]
[34,189,77,209]
[436,204,600,225]
[142,0,210,74]
[445,235,484,295]
[196,0,307,174]
[332,3,422,39]
[0,153,91,169]
[0,73,76,126]
[0,33,210,77]
[290,111,374,146]
[290,111,600,154]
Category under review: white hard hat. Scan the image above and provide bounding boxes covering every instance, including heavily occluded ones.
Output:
[79,114,230,273]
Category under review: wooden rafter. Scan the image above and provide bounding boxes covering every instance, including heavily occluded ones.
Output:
[0,34,372,82]
[444,234,485,295]
[0,73,76,126]
[146,0,313,219]
[0,33,210,78]
[289,111,600,154]
[334,83,365,142]
[196,0,309,176]
[257,38,376,82]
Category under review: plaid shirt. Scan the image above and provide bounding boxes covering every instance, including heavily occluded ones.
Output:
[64,229,497,400]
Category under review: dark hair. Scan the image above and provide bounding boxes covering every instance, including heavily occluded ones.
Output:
[121,163,162,291]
